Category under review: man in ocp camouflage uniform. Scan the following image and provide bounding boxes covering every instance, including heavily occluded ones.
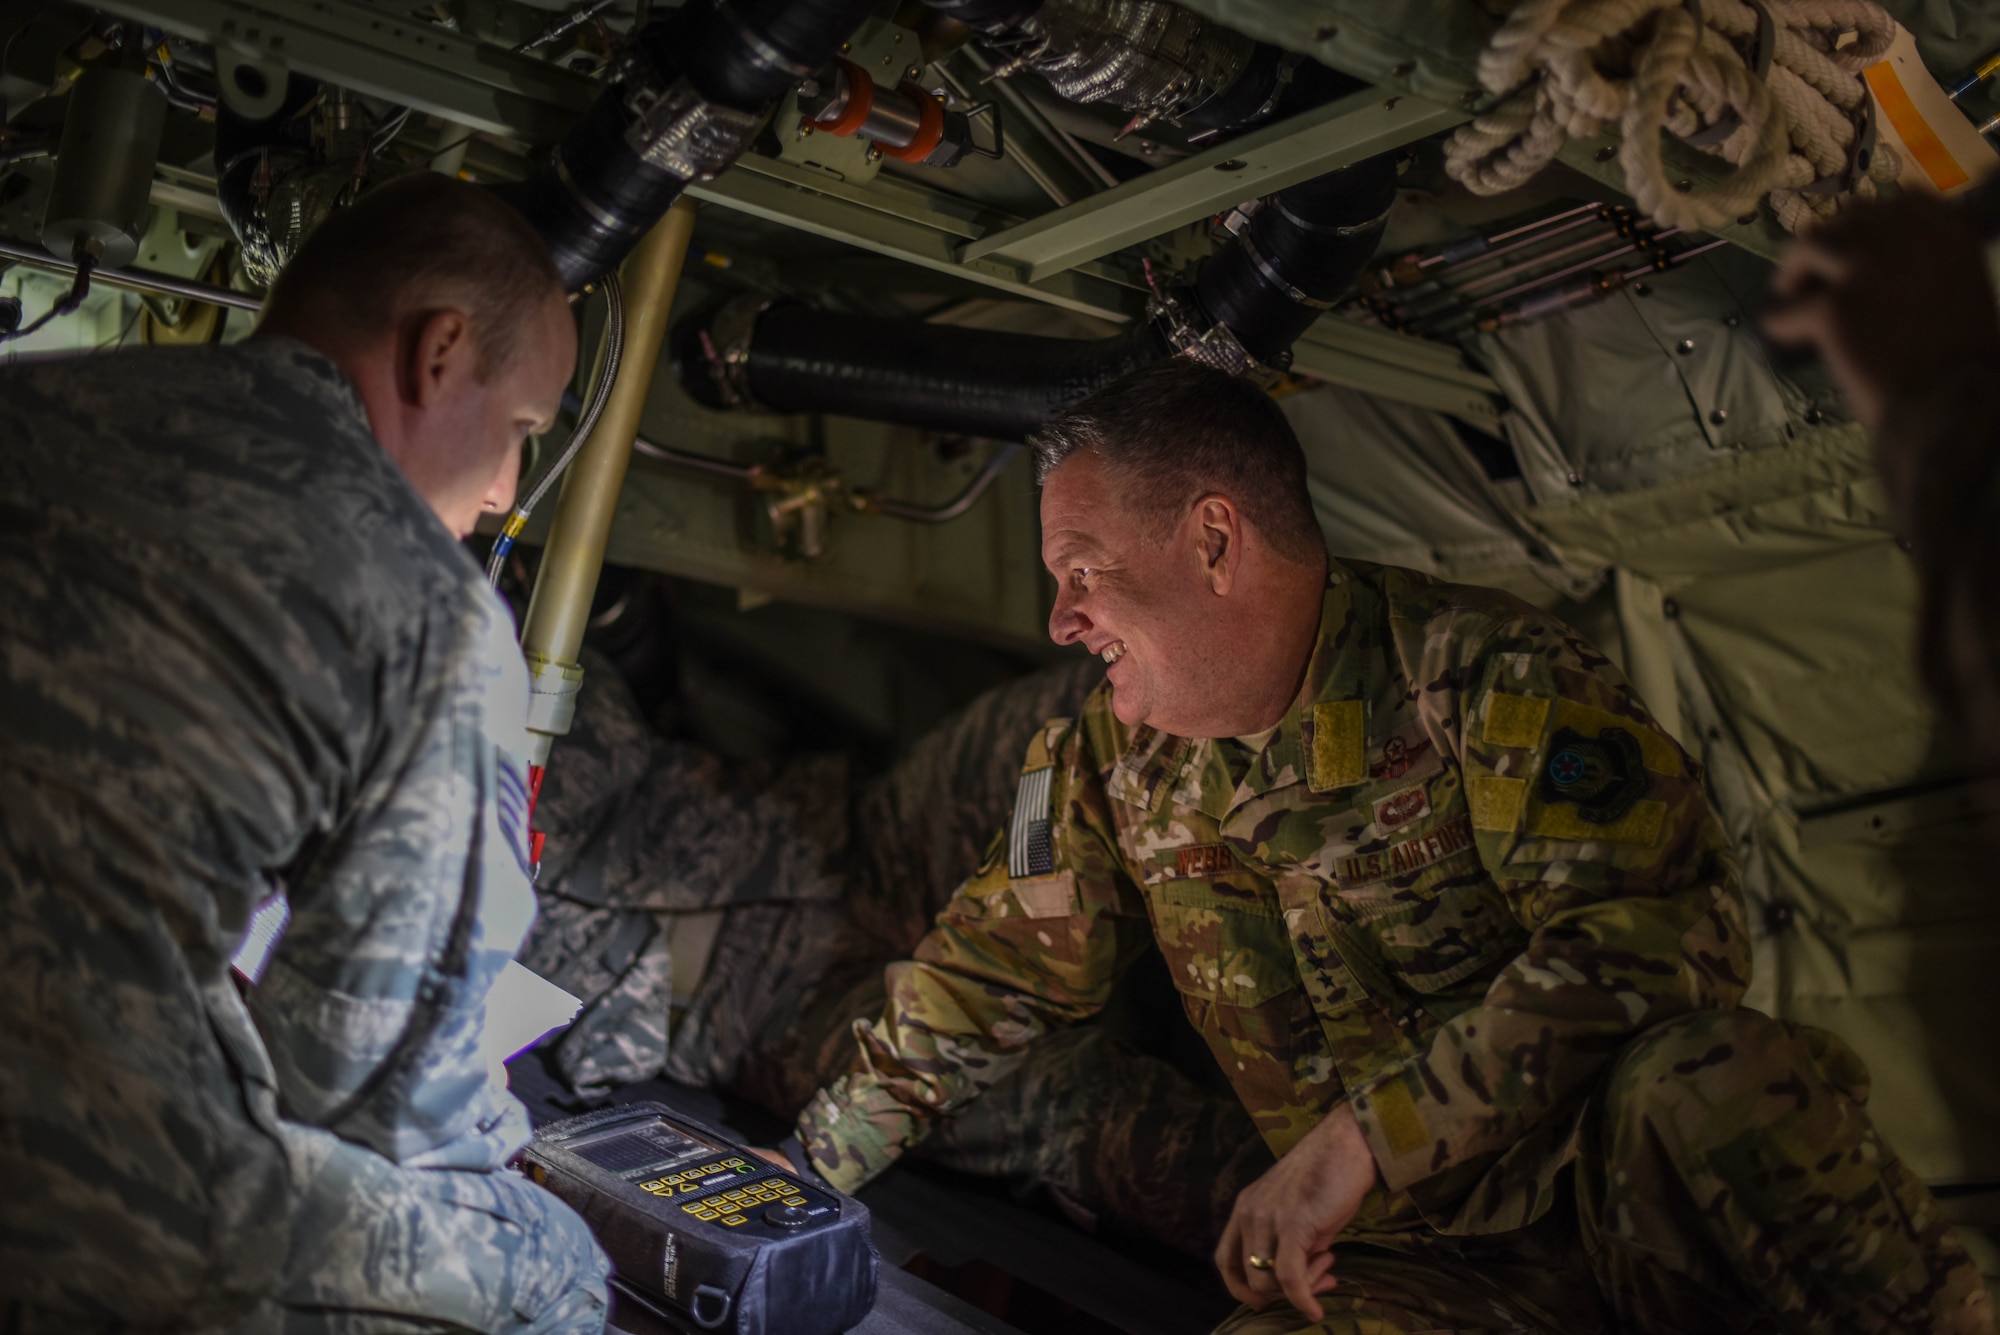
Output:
[522,646,1275,1257]
[0,177,606,1332]
[795,359,1994,1333]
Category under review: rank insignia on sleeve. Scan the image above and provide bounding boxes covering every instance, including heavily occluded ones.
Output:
[1538,726,1647,824]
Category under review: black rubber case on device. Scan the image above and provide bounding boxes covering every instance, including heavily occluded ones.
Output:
[522,1101,879,1335]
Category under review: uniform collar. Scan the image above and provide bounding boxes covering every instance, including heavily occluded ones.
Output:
[1109,562,1360,818]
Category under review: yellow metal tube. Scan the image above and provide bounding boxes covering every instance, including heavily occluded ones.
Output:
[520,198,699,757]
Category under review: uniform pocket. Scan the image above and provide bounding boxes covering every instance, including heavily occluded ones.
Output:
[1148,877,1298,1006]
[1146,877,1314,1142]
[1370,874,1525,995]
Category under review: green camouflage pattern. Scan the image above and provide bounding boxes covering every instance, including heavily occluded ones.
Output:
[0,341,602,1330]
[798,559,1991,1327]
[1211,1011,1993,1333]
[526,654,1272,1256]
[519,651,1104,1096]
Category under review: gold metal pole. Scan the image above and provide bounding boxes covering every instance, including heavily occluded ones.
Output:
[519,198,699,766]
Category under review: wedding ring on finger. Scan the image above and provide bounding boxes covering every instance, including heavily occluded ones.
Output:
[1246,1254,1275,1272]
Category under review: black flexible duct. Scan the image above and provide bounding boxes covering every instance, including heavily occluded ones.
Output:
[1195,155,1400,365]
[677,151,1395,439]
[686,310,1166,440]
[673,0,1394,439]
[501,0,881,288]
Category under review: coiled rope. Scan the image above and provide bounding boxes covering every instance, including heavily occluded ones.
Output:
[1444,0,1900,234]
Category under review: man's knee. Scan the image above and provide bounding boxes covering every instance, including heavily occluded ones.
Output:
[1602,1008,1873,1156]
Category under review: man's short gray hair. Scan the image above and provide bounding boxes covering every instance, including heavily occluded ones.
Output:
[261,173,563,378]
[1029,359,1326,563]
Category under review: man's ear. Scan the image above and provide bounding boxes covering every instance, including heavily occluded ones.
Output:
[399,308,476,409]
[1194,494,1238,595]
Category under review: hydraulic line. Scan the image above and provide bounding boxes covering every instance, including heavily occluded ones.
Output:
[611,395,1026,523]
[0,237,260,311]
[487,274,627,584]
[516,199,698,877]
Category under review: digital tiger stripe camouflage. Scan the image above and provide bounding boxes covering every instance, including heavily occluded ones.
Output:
[799,560,1992,1332]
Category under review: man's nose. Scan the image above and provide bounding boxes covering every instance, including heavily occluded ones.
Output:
[483,448,521,516]
[1048,588,1089,646]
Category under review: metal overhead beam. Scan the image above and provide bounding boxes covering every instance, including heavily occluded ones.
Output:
[90,0,595,141]
[1289,319,1505,429]
[78,0,1498,423]
[688,165,1146,323]
[958,87,1469,281]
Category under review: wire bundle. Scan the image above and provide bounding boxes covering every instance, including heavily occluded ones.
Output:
[1444,0,1900,234]
[486,274,626,585]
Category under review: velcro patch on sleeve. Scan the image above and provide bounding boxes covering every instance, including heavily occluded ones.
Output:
[1308,700,1367,792]
[1009,766,1056,878]
[1470,775,1527,831]
[1366,1075,1430,1158]
[1526,798,1668,847]
[1010,870,1078,919]
[1551,698,1681,776]
[1483,693,1552,749]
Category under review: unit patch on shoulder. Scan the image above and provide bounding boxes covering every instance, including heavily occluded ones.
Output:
[1335,812,1474,885]
[1174,843,1235,880]
[1538,726,1646,825]
[1009,766,1056,878]
[1372,785,1431,830]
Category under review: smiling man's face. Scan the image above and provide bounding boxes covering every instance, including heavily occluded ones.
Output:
[1041,450,1248,737]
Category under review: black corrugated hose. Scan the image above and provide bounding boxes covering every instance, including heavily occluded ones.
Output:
[676,153,1396,440]
[673,0,1397,441]
[502,0,884,288]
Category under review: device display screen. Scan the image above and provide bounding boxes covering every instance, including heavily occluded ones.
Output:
[563,1116,723,1180]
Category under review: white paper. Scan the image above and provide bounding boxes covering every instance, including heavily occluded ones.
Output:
[481,959,583,1067]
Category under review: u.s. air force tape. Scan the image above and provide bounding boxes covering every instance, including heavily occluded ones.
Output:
[1009,766,1056,878]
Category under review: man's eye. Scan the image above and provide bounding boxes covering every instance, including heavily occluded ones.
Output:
[1072,568,1095,589]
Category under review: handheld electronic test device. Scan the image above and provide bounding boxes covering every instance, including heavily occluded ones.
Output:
[524,1101,878,1335]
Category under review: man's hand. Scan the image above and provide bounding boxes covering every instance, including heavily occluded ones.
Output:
[749,1146,790,1169]
[1214,1104,1377,1321]
[1763,191,2000,437]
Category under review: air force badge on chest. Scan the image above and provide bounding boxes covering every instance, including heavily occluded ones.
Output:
[1372,785,1432,830]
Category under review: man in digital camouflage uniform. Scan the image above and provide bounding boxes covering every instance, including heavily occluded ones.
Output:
[0,176,607,1332]
[795,359,1994,1333]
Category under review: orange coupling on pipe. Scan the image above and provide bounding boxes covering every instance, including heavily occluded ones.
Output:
[881,82,946,163]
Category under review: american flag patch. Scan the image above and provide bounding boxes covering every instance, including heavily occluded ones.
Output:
[1009,766,1056,878]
